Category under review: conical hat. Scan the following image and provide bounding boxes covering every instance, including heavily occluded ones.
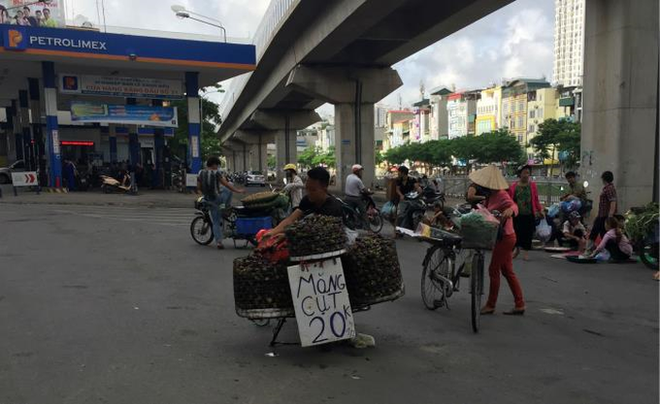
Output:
[469,165,509,190]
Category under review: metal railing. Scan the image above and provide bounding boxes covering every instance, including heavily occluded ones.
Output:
[219,0,298,122]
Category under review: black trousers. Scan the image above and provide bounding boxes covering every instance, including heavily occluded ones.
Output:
[590,217,607,241]
[513,214,535,250]
[605,240,631,261]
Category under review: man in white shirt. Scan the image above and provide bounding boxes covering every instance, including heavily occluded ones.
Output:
[344,164,369,221]
[281,163,304,209]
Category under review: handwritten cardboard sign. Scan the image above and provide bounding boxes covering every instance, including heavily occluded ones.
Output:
[288,259,356,347]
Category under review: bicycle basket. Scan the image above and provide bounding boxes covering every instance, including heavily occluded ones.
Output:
[459,220,499,250]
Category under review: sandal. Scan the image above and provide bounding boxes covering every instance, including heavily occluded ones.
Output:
[503,307,526,315]
[480,306,496,315]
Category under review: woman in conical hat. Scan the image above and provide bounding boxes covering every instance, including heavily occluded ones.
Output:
[469,165,526,316]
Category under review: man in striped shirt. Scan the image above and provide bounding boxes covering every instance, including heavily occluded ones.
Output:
[197,157,245,249]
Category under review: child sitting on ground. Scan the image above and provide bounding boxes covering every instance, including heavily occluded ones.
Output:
[562,211,587,252]
[588,216,633,261]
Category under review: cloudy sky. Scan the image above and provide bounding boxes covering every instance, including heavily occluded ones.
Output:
[64,0,555,110]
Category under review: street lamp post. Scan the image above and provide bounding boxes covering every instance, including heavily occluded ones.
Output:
[171,5,227,42]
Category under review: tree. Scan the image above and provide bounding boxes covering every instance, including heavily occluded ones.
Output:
[298,146,318,169]
[375,151,385,166]
[267,155,277,170]
[170,97,223,164]
[312,146,336,168]
[530,118,581,167]
[477,129,524,164]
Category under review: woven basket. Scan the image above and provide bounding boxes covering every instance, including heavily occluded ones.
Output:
[460,221,499,250]
[233,256,294,316]
[341,235,405,308]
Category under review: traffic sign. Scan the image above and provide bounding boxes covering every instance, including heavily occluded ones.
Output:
[11,172,38,187]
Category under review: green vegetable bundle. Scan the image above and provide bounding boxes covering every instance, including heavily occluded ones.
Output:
[285,215,347,257]
[459,212,499,250]
[341,234,404,308]
[625,203,659,243]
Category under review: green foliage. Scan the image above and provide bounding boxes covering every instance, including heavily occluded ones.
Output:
[382,129,523,169]
[267,155,277,170]
[530,118,581,167]
[170,97,223,164]
[297,146,317,169]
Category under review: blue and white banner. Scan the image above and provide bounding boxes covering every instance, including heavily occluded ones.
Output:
[71,102,178,128]
[60,74,184,100]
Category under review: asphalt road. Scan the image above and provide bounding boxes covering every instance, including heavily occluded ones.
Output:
[0,203,658,404]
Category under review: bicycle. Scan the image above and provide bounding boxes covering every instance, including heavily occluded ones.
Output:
[420,230,485,333]
[419,207,498,333]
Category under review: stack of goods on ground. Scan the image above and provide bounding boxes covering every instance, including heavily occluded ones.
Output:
[341,234,404,308]
[285,215,347,258]
[233,254,294,318]
[459,211,499,250]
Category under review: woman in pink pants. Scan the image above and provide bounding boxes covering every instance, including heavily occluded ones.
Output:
[468,165,526,316]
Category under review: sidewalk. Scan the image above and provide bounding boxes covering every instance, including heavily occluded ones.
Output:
[0,186,466,209]
[0,187,198,208]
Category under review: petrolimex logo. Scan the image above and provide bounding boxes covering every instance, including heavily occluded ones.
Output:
[4,27,27,50]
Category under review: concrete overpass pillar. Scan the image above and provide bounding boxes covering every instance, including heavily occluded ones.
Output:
[581,0,659,211]
[237,110,320,182]
[286,66,402,192]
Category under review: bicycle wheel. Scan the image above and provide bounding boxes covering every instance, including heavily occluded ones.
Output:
[368,209,384,233]
[639,241,659,270]
[470,251,485,333]
[421,246,449,310]
[190,216,214,245]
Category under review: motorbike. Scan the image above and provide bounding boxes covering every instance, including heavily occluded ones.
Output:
[191,192,287,248]
[421,185,446,207]
[401,191,430,231]
[100,175,133,194]
[341,193,383,233]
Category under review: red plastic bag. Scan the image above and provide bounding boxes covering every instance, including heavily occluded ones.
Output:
[255,229,290,264]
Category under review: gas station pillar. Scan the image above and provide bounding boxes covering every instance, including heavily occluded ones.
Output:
[152,99,165,188]
[42,61,61,188]
[9,101,22,162]
[28,78,45,183]
[18,90,32,171]
[186,72,202,174]
[126,98,140,168]
[109,126,118,163]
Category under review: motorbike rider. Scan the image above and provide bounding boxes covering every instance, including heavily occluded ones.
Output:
[281,163,304,210]
[395,165,423,230]
[344,164,372,224]
[197,156,246,250]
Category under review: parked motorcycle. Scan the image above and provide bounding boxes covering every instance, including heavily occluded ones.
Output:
[100,175,132,194]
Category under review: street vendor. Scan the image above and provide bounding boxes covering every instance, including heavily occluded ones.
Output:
[263,166,343,242]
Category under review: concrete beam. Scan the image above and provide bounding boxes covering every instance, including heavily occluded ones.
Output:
[581,0,659,212]
[248,109,322,131]
[285,65,402,104]
[234,130,276,145]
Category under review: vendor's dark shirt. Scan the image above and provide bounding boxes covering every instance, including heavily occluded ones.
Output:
[397,177,418,196]
[298,195,344,218]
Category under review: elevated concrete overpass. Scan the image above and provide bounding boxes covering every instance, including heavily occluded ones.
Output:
[218,0,513,187]
[221,0,658,210]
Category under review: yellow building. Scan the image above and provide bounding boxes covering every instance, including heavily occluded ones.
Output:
[475,86,502,135]
[526,87,559,159]
[501,79,551,146]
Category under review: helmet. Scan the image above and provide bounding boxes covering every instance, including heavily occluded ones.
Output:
[352,164,364,173]
[283,163,297,172]
[569,211,581,220]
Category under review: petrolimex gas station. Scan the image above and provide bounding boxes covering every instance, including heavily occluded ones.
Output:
[0,13,255,188]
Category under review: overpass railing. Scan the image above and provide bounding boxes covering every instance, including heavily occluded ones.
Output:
[219,0,298,122]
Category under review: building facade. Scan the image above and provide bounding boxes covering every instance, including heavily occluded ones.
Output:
[429,87,452,140]
[447,92,478,139]
[554,0,585,87]
[501,79,551,145]
[526,87,559,159]
[475,86,502,135]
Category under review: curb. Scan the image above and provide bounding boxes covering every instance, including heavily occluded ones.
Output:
[43,188,69,194]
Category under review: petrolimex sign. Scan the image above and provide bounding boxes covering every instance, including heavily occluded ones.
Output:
[2,26,107,52]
